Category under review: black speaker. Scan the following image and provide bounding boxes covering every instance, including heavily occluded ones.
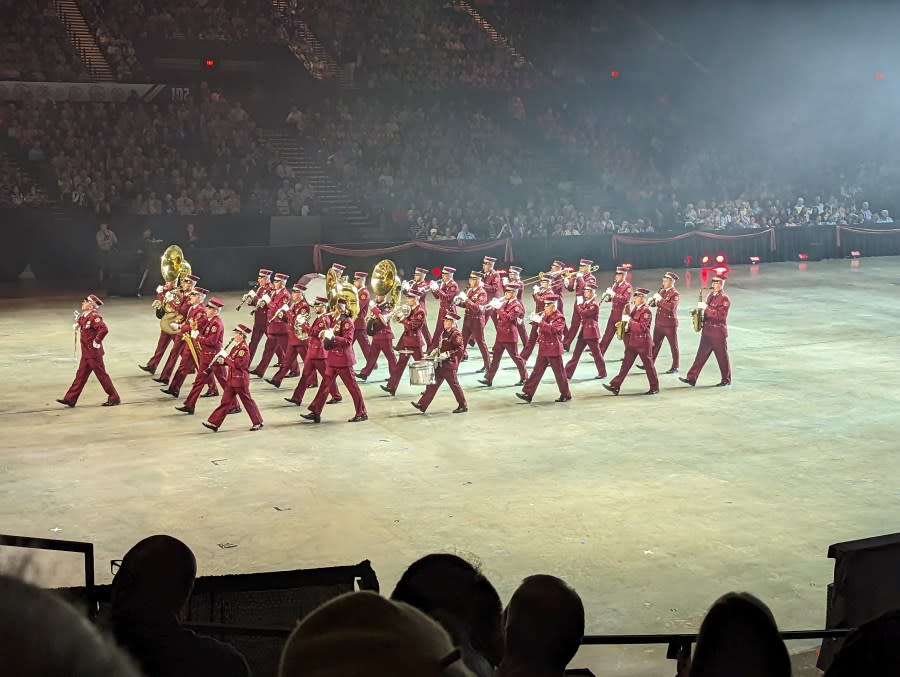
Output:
[817,533,900,670]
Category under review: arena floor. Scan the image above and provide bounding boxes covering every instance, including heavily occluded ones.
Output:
[2,258,898,675]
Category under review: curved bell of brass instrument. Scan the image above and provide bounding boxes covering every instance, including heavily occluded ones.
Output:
[371,259,401,307]
[614,320,626,341]
[160,309,184,335]
[689,287,704,333]
[177,259,192,282]
[326,268,359,320]
[160,245,185,283]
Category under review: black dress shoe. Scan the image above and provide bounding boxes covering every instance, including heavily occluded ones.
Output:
[284,397,302,405]
[301,412,321,423]
[602,383,620,395]
[356,372,368,382]
[645,389,660,395]
[249,423,264,431]
[678,377,696,386]
[265,378,281,388]
[555,395,572,402]
[152,377,168,384]
[715,381,731,387]
[160,388,178,397]
[102,400,121,407]
[201,391,217,398]
[477,379,492,386]
[380,385,395,396]
[596,373,608,379]
[229,407,242,415]
[348,414,368,422]
[411,401,426,412]
[636,364,646,370]
[175,406,194,414]
[475,367,486,374]
[250,371,263,378]
[515,379,526,386]
[452,406,468,413]
[326,397,342,405]
[202,422,218,432]
[665,368,679,374]
[56,399,75,407]
[515,392,532,403]
[139,364,154,373]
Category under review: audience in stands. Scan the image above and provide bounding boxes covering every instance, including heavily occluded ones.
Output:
[0,0,89,82]
[823,608,900,677]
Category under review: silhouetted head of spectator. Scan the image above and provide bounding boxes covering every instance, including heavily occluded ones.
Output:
[824,608,900,677]
[0,573,141,676]
[279,591,474,677]
[391,553,503,669]
[110,534,197,623]
[499,574,584,677]
[688,592,790,677]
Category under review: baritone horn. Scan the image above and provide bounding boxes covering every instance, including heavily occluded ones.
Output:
[158,244,192,335]
[371,259,402,307]
[325,266,359,319]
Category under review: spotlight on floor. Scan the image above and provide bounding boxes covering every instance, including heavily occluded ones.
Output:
[749,256,761,264]
[850,250,861,259]
[684,255,693,267]
[798,252,810,261]
[700,254,711,265]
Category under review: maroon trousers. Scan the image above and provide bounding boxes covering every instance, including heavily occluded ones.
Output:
[484,342,528,383]
[428,307,451,350]
[598,314,620,355]
[309,366,366,417]
[687,333,731,384]
[564,337,606,379]
[64,356,119,404]
[145,331,173,371]
[517,321,528,345]
[461,317,491,365]
[208,384,263,428]
[563,311,581,349]
[359,337,398,379]
[652,324,680,370]
[522,355,571,399]
[183,355,227,409]
[290,358,338,403]
[169,343,200,395]
[159,336,183,381]
[252,332,288,375]
[520,324,540,361]
[611,345,659,391]
[417,363,466,411]
[248,311,268,361]
[353,329,371,361]
[420,309,432,347]
[271,343,309,386]
[386,348,423,392]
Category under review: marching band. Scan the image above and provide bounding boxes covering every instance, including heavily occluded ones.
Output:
[59,249,735,429]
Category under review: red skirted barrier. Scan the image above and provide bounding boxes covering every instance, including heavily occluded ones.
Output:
[312,239,513,272]
[835,225,900,247]
[611,229,776,260]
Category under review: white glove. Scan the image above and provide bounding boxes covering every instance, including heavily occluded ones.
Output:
[72,323,79,331]
[156,285,164,293]
[489,297,503,309]
[532,284,540,294]
[246,288,258,298]
[92,341,101,349]
[530,312,542,324]
[164,291,175,301]
[73,310,81,319]
[576,271,584,279]
[170,322,181,331]
[697,302,707,310]
[260,293,271,305]
[652,292,662,303]
[621,314,631,322]
[605,287,615,297]
[215,349,228,359]
[400,280,411,292]
[438,351,450,361]
[454,291,467,304]
[576,296,584,305]
[323,328,335,340]
[190,329,199,339]
[501,276,509,286]
[429,280,439,291]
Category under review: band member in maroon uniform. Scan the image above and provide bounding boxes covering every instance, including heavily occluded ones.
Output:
[352,271,372,360]
[245,268,273,361]
[549,260,566,314]
[412,309,467,414]
[356,293,397,382]
[428,266,459,350]
[459,271,491,372]
[162,286,209,397]
[517,295,572,403]
[177,297,226,414]
[564,284,607,379]
[479,285,528,387]
[302,300,368,423]
[403,267,431,347]
[382,292,426,396]
[140,279,179,374]
[58,294,120,407]
[266,283,310,388]
[520,275,554,361]
[505,266,528,345]
[640,272,681,374]
[285,296,340,405]
[202,324,264,432]
[603,288,660,395]
[481,255,502,329]
[598,266,633,356]
[680,276,731,387]
[563,259,598,350]
[251,272,291,376]
[155,273,199,384]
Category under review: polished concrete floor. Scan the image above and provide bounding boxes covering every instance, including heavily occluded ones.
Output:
[1,258,898,675]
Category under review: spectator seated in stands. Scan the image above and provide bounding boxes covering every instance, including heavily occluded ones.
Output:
[109,534,250,677]
[0,572,141,676]
[279,590,476,677]
[0,1,88,82]
[497,574,585,677]
[824,608,900,677]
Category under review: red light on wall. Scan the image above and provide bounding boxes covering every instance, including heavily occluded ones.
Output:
[432,267,442,277]
[749,256,761,264]
[610,70,619,79]
[798,252,809,261]
[684,256,693,266]
[876,71,885,80]
[700,255,710,265]
[715,254,726,264]
[204,58,217,69]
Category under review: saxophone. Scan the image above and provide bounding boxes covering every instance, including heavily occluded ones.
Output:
[614,302,633,341]
[690,288,705,333]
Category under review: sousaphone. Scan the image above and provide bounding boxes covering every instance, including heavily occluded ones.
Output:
[325,266,359,320]
[370,259,401,307]
[159,244,192,335]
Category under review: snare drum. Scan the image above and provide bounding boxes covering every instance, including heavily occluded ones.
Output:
[409,359,436,386]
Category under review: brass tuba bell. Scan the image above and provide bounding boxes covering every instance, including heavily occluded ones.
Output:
[325,265,358,320]
[159,244,192,335]
[370,259,402,307]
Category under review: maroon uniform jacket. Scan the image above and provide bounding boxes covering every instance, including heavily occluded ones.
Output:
[574,299,601,339]
[354,287,371,333]
[432,279,460,310]
[181,303,207,338]
[532,287,554,312]
[536,310,567,357]
[409,279,430,310]
[438,327,465,369]
[266,287,291,335]
[398,306,426,350]
[482,270,502,298]
[325,316,356,367]
[77,309,109,358]
[624,303,653,352]
[565,273,597,300]
[702,291,730,338]
[495,298,525,342]
[369,304,395,340]
[249,282,273,315]
[609,280,632,316]
[463,286,487,324]
[654,288,680,327]
[222,341,251,388]
[287,299,311,347]
[306,313,332,360]
[197,314,224,356]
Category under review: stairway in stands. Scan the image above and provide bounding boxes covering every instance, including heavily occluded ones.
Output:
[53,0,114,81]
[451,0,529,67]
[270,0,354,90]
[262,129,376,240]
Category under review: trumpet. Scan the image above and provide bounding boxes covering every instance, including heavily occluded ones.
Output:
[236,282,259,311]
[520,271,549,286]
